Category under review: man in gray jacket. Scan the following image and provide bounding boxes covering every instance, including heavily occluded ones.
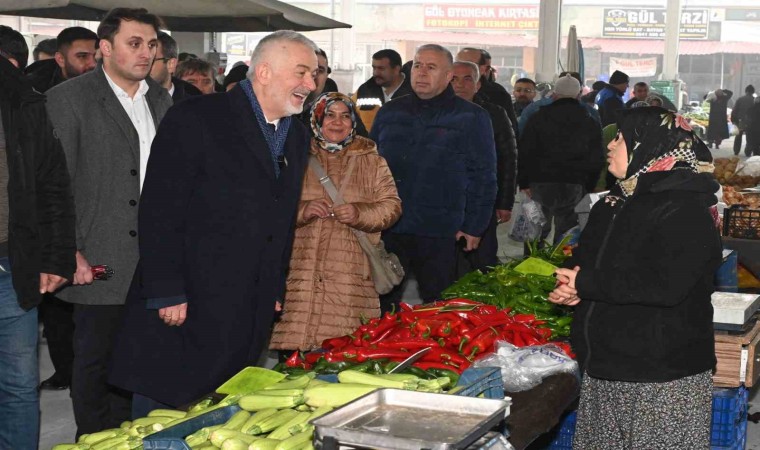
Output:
[45,7,172,436]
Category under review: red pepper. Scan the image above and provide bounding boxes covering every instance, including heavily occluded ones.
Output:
[413,361,466,374]
[462,329,498,358]
[321,335,351,351]
[536,327,553,340]
[304,352,324,365]
[369,326,398,344]
[355,348,413,362]
[377,340,438,350]
[512,313,538,324]
[421,347,470,366]
[386,326,412,340]
[399,302,414,312]
[474,304,499,315]
[284,351,312,369]
[459,320,511,350]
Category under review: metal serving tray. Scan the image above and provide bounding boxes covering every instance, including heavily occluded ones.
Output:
[312,388,510,450]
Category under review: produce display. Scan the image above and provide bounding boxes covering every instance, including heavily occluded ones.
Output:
[281,297,573,378]
[441,242,573,337]
[52,368,458,450]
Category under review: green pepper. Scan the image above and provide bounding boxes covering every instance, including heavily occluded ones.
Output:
[407,366,432,379]
[426,368,461,386]
[383,361,400,373]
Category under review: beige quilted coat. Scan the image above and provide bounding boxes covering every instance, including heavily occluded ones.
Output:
[270,136,401,351]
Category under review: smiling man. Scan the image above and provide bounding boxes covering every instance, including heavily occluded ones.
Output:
[45,7,172,436]
[109,30,318,412]
[369,44,496,314]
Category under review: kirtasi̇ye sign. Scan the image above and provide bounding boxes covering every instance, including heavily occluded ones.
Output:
[603,8,709,39]
[423,4,539,30]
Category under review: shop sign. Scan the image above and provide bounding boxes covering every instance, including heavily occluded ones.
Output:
[226,33,247,56]
[602,8,709,40]
[609,57,658,77]
[423,4,539,30]
[726,9,760,21]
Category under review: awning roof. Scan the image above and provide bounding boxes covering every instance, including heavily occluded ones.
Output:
[0,0,350,32]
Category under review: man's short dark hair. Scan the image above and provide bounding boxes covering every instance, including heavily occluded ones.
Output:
[176,58,215,80]
[57,26,98,52]
[746,85,755,95]
[0,25,29,69]
[157,31,178,59]
[33,38,57,60]
[97,8,164,43]
[634,81,648,89]
[515,78,536,86]
[372,49,402,68]
[460,47,488,65]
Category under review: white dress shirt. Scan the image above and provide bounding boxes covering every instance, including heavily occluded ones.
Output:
[103,70,157,192]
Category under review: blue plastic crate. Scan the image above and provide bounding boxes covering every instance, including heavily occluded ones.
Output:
[545,386,749,450]
[143,405,241,450]
[546,410,576,450]
[711,386,748,449]
[455,367,505,400]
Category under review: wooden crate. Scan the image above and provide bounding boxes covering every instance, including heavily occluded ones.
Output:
[714,320,760,387]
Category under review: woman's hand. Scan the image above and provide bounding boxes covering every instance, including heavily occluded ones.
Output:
[303,199,332,220]
[549,267,581,306]
[333,203,359,225]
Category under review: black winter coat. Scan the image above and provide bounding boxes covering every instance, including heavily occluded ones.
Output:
[24,58,65,93]
[355,75,413,105]
[518,98,604,191]
[569,171,722,383]
[170,77,202,103]
[478,78,519,139]
[475,96,517,211]
[0,57,76,310]
[109,86,309,406]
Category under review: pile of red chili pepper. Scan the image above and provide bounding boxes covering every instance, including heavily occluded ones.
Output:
[285,299,574,375]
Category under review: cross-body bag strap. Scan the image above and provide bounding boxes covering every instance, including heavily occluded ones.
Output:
[308,155,368,242]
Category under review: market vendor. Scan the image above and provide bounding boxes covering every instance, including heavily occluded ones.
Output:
[549,106,722,448]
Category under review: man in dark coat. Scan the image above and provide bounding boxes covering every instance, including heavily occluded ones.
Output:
[596,70,629,127]
[370,44,496,314]
[109,30,318,412]
[519,74,604,245]
[452,60,516,272]
[731,85,755,156]
[25,26,97,94]
[457,48,519,139]
[0,26,76,450]
[149,31,201,103]
[746,100,760,157]
[706,88,733,149]
[45,8,172,435]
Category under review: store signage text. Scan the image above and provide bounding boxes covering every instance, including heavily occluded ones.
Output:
[423,5,539,30]
[602,8,709,40]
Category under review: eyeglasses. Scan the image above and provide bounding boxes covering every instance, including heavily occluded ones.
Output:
[514,88,535,93]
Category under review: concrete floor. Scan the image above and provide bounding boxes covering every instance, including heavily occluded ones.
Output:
[38,136,760,449]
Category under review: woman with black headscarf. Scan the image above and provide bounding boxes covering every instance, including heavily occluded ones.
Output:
[549,106,723,449]
[270,92,401,352]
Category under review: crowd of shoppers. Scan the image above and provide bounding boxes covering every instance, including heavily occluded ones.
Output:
[0,7,731,449]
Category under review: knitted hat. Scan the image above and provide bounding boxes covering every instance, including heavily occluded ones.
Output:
[554,74,581,98]
[609,70,629,85]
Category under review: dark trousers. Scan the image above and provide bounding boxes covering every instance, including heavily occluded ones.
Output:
[71,304,131,438]
[734,129,746,155]
[132,393,172,420]
[531,182,586,246]
[456,214,499,278]
[379,233,457,314]
[38,295,74,384]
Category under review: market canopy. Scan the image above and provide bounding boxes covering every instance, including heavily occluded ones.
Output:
[0,0,350,32]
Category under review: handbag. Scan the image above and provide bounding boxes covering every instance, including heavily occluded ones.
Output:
[308,155,404,294]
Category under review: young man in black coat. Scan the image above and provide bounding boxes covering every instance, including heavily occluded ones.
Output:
[0,26,76,450]
[110,30,319,413]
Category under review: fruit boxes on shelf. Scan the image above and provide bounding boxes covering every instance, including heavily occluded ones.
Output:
[724,206,760,240]
[545,387,748,450]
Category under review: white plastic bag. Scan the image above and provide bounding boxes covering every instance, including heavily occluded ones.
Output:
[473,341,580,392]
[735,156,760,177]
[509,195,546,242]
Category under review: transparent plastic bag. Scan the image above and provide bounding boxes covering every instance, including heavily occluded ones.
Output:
[473,341,580,392]
[509,195,546,242]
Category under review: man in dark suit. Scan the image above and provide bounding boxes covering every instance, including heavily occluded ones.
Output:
[109,30,318,413]
[149,31,201,103]
[45,8,172,436]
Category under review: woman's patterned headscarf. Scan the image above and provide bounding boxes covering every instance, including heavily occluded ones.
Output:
[613,106,714,198]
[310,92,357,152]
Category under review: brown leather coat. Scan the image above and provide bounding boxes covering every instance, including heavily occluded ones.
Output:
[270,136,401,350]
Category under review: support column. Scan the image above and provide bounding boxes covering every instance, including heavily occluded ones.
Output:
[662,0,681,80]
[534,0,562,83]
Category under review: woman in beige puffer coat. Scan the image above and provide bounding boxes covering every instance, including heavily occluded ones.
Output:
[270,92,401,351]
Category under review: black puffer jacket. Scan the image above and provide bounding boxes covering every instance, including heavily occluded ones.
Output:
[355,75,413,105]
[0,57,76,310]
[518,98,604,191]
[24,58,66,93]
[475,95,517,211]
[569,170,722,383]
